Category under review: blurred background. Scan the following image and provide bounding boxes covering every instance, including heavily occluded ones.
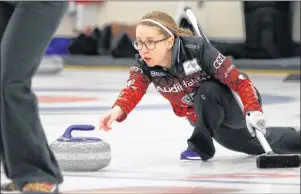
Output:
[41,1,300,78]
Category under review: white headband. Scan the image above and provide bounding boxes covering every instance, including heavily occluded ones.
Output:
[141,19,174,37]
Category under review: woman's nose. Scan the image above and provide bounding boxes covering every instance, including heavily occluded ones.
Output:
[141,45,149,54]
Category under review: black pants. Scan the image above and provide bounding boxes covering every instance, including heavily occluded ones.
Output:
[0,2,67,189]
[188,79,300,161]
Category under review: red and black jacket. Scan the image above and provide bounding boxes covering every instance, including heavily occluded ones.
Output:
[113,36,262,122]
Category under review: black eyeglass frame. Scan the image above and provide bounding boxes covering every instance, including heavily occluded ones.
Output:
[132,37,170,50]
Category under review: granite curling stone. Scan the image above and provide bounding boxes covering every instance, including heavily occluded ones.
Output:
[50,125,111,172]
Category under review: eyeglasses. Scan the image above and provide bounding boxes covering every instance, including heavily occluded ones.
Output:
[132,37,169,50]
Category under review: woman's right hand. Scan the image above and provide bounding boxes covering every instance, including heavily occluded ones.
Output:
[99,106,125,132]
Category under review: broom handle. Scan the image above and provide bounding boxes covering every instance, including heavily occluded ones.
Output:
[184,6,273,154]
[230,91,273,154]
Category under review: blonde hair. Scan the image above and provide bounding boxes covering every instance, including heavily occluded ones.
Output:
[138,11,193,37]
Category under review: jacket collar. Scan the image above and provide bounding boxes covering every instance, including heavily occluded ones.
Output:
[171,36,181,66]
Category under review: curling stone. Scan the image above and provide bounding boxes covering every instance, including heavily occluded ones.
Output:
[50,125,111,172]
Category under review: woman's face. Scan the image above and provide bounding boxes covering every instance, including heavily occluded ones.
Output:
[135,25,173,68]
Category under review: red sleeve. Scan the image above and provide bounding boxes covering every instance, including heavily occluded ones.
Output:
[171,103,197,123]
[112,64,151,122]
[200,40,262,114]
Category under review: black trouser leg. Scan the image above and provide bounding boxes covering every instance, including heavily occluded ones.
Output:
[189,79,300,161]
[0,2,67,189]
[0,1,15,179]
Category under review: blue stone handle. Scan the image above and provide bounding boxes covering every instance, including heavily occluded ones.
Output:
[57,125,101,142]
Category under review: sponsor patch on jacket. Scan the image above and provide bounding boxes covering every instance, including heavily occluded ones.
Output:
[185,44,200,49]
[150,71,166,77]
[183,58,202,75]
[213,53,226,69]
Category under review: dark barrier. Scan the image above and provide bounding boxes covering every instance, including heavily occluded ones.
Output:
[243,1,293,58]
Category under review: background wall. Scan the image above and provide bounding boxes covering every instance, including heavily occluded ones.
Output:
[55,1,300,42]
